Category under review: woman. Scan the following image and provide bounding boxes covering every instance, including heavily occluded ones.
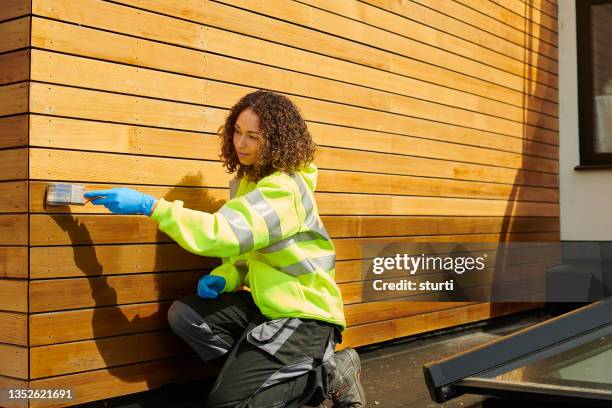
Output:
[85,90,365,407]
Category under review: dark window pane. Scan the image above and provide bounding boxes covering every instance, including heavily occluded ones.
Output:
[592,3,612,153]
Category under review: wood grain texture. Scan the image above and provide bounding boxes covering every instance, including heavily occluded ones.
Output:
[340,302,543,349]
[29,83,218,132]
[28,147,558,192]
[29,205,559,246]
[18,0,561,401]
[0,149,28,181]
[0,343,27,378]
[0,50,29,85]
[0,279,27,312]
[333,233,561,261]
[30,301,172,345]
[29,43,558,139]
[0,247,28,278]
[0,181,27,213]
[28,356,218,408]
[364,0,557,59]
[0,312,26,346]
[0,214,27,245]
[29,148,229,187]
[29,5,557,119]
[0,374,27,408]
[0,82,28,117]
[217,0,557,93]
[29,271,201,312]
[30,331,192,378]
[0,0,31,22]
[0,17,29,53]
[30,243,218,279]
[0,115,28,149]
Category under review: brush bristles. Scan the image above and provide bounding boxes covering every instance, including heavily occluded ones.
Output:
[46,183,86,206]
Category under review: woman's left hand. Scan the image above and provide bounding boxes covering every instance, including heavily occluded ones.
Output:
[84,187,157,215]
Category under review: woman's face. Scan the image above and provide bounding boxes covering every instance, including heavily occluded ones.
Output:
[233,108,263,166]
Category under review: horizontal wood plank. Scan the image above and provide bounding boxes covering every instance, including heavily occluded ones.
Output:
[301,0,556,76]
[28,355,217,408]
[452,0,557,44]
[368,0,557,59]
[29,270,201,312]
[217,0,558,91]
[29,49,559,148]
[358,0,556,62]
[0,343,27,379]
[0,247,28,278]
[30,178,559,218]
[0,115,28,149]
[0,279,27,312]
[0,374,27,408]
[29,300,486,345]
[29,114,220,160]
[29,148,229,187]
[29,83,218,132]
[30,331,192,378]
[0,214,27,245]
[323,216,560,239]
[0,0,31,22]
[28,111,558,175]
[343,301,476,327]
[30,214,561,248]
[28,213,560,279]
[30,301,172,345]
[30,243,218,279]
[29,9,557,120]
[0,181,27,213]
[0,50,29,85]
[0,17,29,54]
[0,148,28,181]
[340,301,543,348]
[0,82,28,117]
[30,197,559,245]
[0,312,26,345]
[208,79,558,147]
[333,233,561,260]
[28,146,558,191]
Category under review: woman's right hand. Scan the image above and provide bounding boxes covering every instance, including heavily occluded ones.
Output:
[197,275,226,299]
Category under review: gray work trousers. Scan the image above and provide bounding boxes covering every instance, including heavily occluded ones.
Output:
[167,291,342,408]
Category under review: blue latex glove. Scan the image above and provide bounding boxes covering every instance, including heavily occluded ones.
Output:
[84,188,157,215]
[197,275,226,299]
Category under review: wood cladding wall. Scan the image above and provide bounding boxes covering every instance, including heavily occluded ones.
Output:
[0,0,559,406]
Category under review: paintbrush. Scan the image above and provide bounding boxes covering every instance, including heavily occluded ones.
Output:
[45,183,88,206]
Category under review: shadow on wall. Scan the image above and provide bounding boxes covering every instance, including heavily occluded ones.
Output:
[49,172,227,399]
[487,0,560,317]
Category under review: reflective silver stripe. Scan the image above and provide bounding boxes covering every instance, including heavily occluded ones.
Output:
[280,253,336,277]
[323,337,335,362]
[291,174,331,240]
[168,301,231,362]
[218,206,254,253]
[229,178,240,199]
[259,358,314,391]
[244,189,283,244]
[247,317,302,355]
[191,320,233,359]
[259,230,321,254]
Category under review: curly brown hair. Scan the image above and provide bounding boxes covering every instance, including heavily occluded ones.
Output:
[219,90,316,182]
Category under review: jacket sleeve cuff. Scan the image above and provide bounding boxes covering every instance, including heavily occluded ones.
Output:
[150,198,172,222]
[209,263,241,293]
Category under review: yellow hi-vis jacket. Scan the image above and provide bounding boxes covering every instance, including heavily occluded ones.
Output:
[151,163,346,330]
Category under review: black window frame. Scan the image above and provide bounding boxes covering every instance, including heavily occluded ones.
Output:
[576,0,612,168]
